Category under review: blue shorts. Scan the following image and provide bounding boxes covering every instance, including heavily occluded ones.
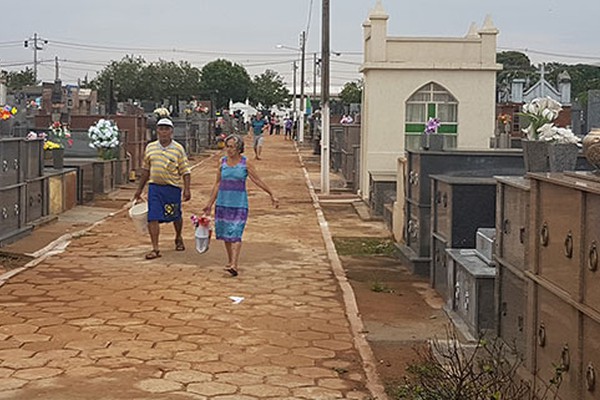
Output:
[147,183,182,223]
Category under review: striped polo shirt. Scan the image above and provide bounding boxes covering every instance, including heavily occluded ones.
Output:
[142,140,191,188]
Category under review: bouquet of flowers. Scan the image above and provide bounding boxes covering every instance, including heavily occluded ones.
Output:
[424,117,441,134]
[88,119,120,159]
[43,141,61,151]
[520,97,580,144]
[497,113,512,126]
[48,121,73,148]
[1,105,17,120]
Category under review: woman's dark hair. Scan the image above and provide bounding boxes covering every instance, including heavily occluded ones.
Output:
[225,134,244,154]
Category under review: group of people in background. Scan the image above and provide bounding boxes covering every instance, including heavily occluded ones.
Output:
[250,112,296,146]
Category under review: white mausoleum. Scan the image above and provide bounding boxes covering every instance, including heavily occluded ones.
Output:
[359,1,502,199]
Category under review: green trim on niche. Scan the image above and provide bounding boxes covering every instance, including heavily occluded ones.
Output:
[427,104,436,118]
[438,124,458,134]
[405,123,425,133]
[405,123,457,134]
[405,132,458,137]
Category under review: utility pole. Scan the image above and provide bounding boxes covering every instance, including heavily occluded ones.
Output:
[298,31,306,143]
[313,52,318,99]
[321,0,330,194]
[54,56,59,81]
[24,33,48,83]
[292,61,298,120]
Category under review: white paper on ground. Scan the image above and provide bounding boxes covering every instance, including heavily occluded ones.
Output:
[229,296,244,304]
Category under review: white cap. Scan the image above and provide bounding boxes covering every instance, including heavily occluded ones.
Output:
[156,118,174,128]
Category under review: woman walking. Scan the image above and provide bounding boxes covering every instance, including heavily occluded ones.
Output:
[203,134,279,276]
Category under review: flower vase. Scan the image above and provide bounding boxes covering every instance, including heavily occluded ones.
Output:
[52,148,64,169]
[522,140,549,172]
[522,140,579,172]
[98,148,117,160]
[421,134,444,151]
[547,143,579,172]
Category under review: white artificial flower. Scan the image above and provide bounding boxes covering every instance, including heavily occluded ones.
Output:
[87,119,120,150]
[537,123,556,141]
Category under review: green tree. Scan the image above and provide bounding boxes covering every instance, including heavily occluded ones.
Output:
[90,56,203,104]
[496,51,537,93]
[6,68,36,91]
[249,69,290,108]
[339,79,363,105]
[140,59,202,102]
[544,63,600,104]
[90,55,147,102]
[199,59,251,109]
[495,52,600,106]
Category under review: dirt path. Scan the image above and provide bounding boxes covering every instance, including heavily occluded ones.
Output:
[298,146,449,393]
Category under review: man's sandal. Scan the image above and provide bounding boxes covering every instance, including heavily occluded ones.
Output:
[145,250,161,260]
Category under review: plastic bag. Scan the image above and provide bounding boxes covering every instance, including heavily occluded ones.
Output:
[192,215,212,254]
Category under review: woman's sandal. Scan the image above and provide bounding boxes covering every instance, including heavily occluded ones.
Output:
[145,250,161,260]
[175,238,185,251]
[224,267,238,277]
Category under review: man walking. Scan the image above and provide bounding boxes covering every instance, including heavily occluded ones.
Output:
[133,118,191,259]
[251,112,267,160]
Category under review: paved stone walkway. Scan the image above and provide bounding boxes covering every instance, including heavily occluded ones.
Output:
[0,136,376,399]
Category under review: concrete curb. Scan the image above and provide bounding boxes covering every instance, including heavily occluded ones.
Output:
[294,143,389,400]
[0,151,220,288]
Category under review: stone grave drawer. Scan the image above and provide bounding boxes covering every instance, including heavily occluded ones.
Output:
[581,315,600,399]
[22,139,44,181]
[496,261,528,366]
[405,200,431,258]
[0,138,23,187]
[447,248,496,338]
[534,285,581,400]
[534,180,583,300]
[583,193,600,315]
[431,234,449,301]
[25,176,49,224]
[496,177,530,271]
[407,152,424,206]
[0,183,25,237]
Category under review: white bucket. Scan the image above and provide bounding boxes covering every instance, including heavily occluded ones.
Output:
[129,202,148,234]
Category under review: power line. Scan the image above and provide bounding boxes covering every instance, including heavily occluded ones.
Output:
[48,39,299,57]
[0,61,35,68]
[331,59,362,66]
[498,46,600,61]
[306,0,314,38]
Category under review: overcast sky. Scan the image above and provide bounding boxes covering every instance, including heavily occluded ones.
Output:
[1,0,599,91]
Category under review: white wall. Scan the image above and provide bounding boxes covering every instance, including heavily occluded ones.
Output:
[358,4,500,200]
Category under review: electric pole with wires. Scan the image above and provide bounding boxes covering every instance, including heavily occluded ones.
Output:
[24,33,48,83]
[321,0,330,194]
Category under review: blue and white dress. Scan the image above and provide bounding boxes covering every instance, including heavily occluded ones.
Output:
[215,156,249,242]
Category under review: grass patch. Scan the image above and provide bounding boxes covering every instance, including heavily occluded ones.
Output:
[333,237,395,256]
[370,279,394,293]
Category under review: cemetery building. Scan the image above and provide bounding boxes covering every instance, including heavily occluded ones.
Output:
[359,1,501,201]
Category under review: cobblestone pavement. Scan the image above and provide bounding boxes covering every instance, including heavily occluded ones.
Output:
[0,135,377,399]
